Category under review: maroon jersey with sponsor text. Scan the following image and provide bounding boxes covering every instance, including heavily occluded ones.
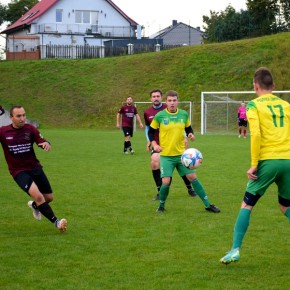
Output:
[144,104,166,145]
[0,124,47,177]
[118,105,138,128]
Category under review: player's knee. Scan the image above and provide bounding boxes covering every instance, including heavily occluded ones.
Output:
[186,173,196,182]
[278,196,290,208]
[243,191,261,206]
[45,194,54,203]
[162,177,172,186]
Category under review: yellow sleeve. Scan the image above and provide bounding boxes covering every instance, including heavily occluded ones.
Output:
[247,101,260,167]
[150,118,159,130]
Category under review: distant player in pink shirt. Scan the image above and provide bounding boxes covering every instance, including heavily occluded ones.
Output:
[237,101,247,138]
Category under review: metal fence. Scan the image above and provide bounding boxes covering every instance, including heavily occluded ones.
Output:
[44,45,102,59]
[43,43,185,59]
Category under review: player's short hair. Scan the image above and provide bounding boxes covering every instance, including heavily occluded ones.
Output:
[149,89,163,97]
[10,105,24,117]
[254,67,274,90]
[165,90,179,99]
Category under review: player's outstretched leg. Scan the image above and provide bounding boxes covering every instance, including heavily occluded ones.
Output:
[156,184,169,212]
[181,175,197,197]
[191,179,220,213]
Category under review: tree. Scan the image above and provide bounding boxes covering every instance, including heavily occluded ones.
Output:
[246,0,279,36]
[202,1,290,43]
[279,0,290,30]
[202,5,251,43]
[0,3,7,26]
[4,0,38,25]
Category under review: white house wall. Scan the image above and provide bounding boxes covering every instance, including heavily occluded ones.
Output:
[40,34,104,46]
[32,0,132,33]
[12,0,136,47]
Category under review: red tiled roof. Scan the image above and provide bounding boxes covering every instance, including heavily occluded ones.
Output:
[2,0,58,33]
[2,0,139,34]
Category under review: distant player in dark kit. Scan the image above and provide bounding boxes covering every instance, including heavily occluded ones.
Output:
[116,96,143,154]
[0,105,67,232]
[144,89,196,200]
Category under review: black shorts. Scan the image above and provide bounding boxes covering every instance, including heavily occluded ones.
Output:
[14,168,53,194]
[238,118,247,127]
[122,127,133,137]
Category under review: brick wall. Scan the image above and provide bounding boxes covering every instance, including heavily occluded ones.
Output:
[6,50,40,60]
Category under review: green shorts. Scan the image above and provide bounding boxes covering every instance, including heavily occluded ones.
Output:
[160,155,195,178]
[246,159,290,200]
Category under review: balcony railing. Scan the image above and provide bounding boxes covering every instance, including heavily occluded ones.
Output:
[36,23,135,38]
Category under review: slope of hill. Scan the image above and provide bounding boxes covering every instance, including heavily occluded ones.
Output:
[1,32,290,129]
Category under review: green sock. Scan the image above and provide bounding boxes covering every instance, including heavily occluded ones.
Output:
[284,207,290,222]
[159,184,170,208]
[232,208,251,249]
[191,179,210,207]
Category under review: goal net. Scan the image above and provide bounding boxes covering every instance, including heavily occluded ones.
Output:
[201,91,290,135]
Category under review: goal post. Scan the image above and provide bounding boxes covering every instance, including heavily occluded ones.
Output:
[201,91,290,135]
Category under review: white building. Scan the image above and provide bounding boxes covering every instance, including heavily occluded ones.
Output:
[1,0,142,60]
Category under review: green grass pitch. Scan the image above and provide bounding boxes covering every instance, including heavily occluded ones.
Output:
[0,129,289,289]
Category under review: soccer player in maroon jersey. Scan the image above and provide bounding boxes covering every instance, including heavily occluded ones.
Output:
[144,89,196,200]
[0,106,67,232]
[116,96,143,154]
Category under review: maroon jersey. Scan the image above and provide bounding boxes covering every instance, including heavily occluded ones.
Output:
[118,105,138,128]
[144,104,167,144]
[0,124,48,177]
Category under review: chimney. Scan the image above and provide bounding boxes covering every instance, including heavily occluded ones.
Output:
[172,20,177,26]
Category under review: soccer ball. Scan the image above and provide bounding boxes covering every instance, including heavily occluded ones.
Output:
[181,148,203,169]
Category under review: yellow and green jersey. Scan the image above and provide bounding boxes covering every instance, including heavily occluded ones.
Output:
[246,94,290,166]
[150,108,190,156]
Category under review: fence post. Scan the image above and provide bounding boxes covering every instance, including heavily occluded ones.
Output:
[40,45,47,59]
[155,44,161,52]
[127,43,134,55]
[100,45,105,58]
[72,45,77,59]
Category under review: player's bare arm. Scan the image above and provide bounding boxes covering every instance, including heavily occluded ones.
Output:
[247,166,258,180]
[185,126,195,141]
[38,141,51,152]
[116,113,120,128]
[136,114,144,128]
[146,141,151,152]
[148,126,162,152]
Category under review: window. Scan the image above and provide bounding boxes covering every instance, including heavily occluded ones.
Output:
[75,10,98,24]
[83,11,90,23]
[56,9,63,22]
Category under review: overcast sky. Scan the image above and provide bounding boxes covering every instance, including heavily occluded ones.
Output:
[114,0,247,36]
[0,0,247,48]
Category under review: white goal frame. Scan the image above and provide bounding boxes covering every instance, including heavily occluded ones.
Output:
[201,91,290,134]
